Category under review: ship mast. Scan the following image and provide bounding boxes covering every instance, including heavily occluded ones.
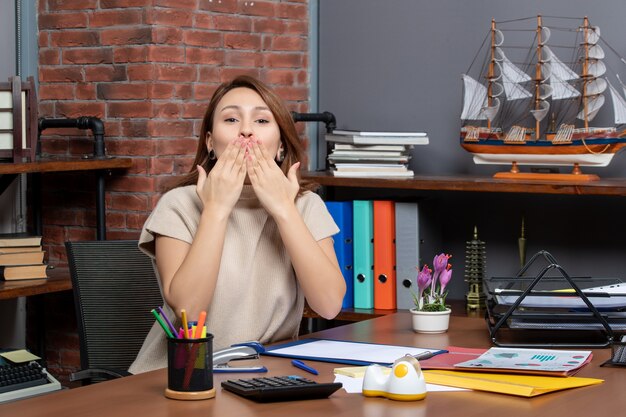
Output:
[488,19,496,131]
[582,16,590,131]
[535,15,543,139]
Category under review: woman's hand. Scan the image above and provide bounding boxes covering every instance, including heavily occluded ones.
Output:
[196,139,247,218]
[246,138,300,219]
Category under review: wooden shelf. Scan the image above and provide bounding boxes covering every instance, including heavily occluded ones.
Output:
[0,156,133,175]
[0,267,72,300]
[302,170,626,196]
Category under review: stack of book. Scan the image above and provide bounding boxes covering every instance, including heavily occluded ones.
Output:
[0,233,47,281]
[325,130,429,178]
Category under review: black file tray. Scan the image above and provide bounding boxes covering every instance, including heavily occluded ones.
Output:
[485,250,625,348]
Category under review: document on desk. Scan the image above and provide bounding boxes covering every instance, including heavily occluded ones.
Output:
[264,338,446,366]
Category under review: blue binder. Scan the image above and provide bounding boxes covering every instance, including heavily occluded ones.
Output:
[325,201,354,309]
[352,200,374,309]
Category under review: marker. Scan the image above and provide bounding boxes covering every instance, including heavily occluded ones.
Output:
[194,311,207,339]
[291,359,319,375]
[413,351,435,361]
[157,306,178,338]
[181,309,190,339]
[151,308,174,339]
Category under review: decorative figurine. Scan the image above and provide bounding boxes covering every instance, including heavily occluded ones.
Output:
[465,226,487,310]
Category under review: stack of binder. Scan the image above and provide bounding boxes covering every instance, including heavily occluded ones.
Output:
[325,200,438,311]
[325,130,429,178]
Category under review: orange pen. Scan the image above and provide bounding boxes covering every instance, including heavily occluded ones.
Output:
[194,311,207,339]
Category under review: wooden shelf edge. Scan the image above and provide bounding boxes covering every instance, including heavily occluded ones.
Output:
[0,157,133,175]
[0,267,72,300]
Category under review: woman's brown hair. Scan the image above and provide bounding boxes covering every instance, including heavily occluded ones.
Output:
[172,76,315,194]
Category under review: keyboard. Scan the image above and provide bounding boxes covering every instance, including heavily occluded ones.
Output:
[221,375,342,403]
[0,361,62,403]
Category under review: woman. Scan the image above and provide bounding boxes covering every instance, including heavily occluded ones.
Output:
[129,76,345,373]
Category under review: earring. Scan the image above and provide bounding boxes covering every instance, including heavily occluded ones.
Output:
[208,149,216,160]
[276,148,285,162]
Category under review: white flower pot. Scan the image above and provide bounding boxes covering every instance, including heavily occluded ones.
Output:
[410,308,451,334]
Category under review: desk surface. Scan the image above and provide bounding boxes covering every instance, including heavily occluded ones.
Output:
[3,313,625,417]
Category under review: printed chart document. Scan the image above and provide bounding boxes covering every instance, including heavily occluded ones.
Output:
[454,347,592,376]
[264,339,445,366]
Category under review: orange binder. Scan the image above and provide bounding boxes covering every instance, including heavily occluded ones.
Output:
[373,200,396,309]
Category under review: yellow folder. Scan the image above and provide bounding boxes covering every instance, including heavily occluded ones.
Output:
[423,370,603,397]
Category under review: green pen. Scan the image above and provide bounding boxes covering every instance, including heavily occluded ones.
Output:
[151,308,175,338]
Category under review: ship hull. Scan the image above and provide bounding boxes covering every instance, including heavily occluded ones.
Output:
[460,131,626,167]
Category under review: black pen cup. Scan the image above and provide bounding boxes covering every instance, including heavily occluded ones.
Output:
[164,335,215,400]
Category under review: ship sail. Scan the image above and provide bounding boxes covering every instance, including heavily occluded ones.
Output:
[461,74,501,120]
[496,48,533,100]
[577,26,606,123]
[542,46,580,100]
[608,79,626,124]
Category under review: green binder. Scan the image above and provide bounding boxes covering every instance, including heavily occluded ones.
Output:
[353,200,374,309]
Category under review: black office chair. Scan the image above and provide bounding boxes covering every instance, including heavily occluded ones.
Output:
[65,240,163,384]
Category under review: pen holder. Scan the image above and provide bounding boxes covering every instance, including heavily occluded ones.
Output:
[164,335,215,400]
[601,337,626,367]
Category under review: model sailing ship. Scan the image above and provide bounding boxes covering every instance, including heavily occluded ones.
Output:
[460,16,626,179]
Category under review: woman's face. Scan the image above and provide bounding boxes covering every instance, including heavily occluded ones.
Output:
[208,87,282,159]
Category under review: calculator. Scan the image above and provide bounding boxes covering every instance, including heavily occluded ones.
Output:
[221,375,343,402]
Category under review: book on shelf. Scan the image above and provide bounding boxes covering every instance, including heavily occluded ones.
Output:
[0,246,42,254]
[332,129,428,137]
[331,170,414,178]
[332,163,410,172]
[333,144,410,151]
[325,133,429,146]
[328,155,410,163]
[0,233,42,248]
[0,250,45,266]
[0,264,48,281]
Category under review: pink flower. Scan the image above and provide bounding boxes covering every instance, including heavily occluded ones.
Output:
[439,264,453,294]
[415,265,432,309]
[431,253,451,294]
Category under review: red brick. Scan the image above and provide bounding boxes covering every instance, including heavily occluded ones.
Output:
[105,120,122,136]
[101,27,152,45]
[225,51,263,67]
[148,83,175,99]
[147,9,194,27]
[108,175,155,192]
[198,0,238,13]
[155,0,198,9]
[193,13,212,30]
[76,83,97,100]
[97,84,149,100]
[182,102,207,119]
[38,32,49,48]
[114,46,148,63]
[108,139,156,156]
[173,84,193,99]
[121,120,150,137]
[109,193,150,211]
[39,84,75,100]
[253,18,287,34]
[153,27,183,45]
[155,64,196,81]
[212,15,253,32]
[186,48,224,65]
[219,67,260,82]
[149,157,175,174]
[270,36,307,52]
[277,3,308,20]
[193,83,218,100]
[147,120,194,137]
[274,86,308,101]
[106,211,127,228]
[100,0,151,7]
[107,230,143,240]
[240,0,275,17]
[183,30,221,48]
[285,20,308,35]
[264,52,304,68]
[50,30,99,47]
[198,67,220,83]
[63,48,113,64]
[89,10,143,27]
[107,101,152,118]
[48,0,98,10]
[56,102,105,118]
[147,45,185,63]
[128,158,149,174]
[153,102,181,118]
[128,64,155,81]
[39,13,88,29]
[126,212,150,229]
[85,65,127,82]
[224,33,261,50]
[39,67,84,82]
[265,69,297,85]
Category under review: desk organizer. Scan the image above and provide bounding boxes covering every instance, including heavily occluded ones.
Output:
[485,250,626,348]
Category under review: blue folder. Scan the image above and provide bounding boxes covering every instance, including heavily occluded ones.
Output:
[325,201,354,309]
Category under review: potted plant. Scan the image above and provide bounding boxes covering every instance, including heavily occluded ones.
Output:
[410,253,453,333]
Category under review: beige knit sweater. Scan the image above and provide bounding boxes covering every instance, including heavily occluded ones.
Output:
[128,185,338,374]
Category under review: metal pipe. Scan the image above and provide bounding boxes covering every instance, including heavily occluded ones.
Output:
[291,111,337,133]
[38,116,106,158]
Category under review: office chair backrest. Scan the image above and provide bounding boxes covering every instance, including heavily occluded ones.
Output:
[66,240,163,374]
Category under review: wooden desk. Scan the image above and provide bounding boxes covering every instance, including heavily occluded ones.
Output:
[3,313,625,417]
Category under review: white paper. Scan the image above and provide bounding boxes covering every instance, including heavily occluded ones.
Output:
[268,340,441,365]
[455,347,592,372]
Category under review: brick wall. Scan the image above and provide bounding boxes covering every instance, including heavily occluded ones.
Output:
[35,0,310,383]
